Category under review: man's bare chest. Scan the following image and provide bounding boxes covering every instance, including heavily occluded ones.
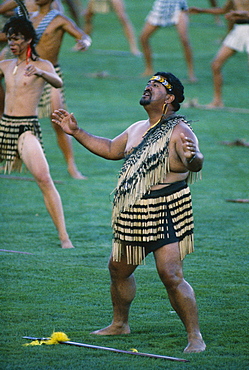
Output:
[31,16,63,39]
[233,0,249,11]
[125,121,149,154]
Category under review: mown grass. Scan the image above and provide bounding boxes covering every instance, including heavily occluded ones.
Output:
[1,0,249,368]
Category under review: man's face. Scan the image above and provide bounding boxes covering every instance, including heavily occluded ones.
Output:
[7,32,28,56]
[140,78,167,107]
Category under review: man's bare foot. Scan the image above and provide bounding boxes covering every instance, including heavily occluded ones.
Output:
[61,238,75,249]
[91,323,130,335]
[205,101,224,109]
[68,165,87,180]
[188,75,198,83]
[184,335,206,353]
[131,48,142,57]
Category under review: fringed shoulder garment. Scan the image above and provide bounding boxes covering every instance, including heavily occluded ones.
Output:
[112,114,200,265]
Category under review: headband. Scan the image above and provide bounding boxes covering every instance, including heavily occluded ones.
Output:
[149,75,173,91]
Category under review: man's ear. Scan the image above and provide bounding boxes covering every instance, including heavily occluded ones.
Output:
[165,94,175,105]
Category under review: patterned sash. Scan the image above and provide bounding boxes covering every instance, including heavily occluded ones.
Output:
[111,115,199,264]
[112,115,192,225]
[35,10,60,42]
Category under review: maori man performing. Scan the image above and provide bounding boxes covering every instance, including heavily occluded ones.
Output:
[0,15,74,249]
[0,0,92,179]
[189,0,249,107]
[30,0,91,179]
[52,72,206,352]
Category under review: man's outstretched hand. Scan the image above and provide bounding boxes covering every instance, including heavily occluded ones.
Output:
[180,132,198,162]
[52,109,79,136]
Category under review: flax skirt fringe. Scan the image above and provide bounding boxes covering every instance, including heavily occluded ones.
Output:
[112,181,194,265]
[38,65,66,118]
[0,114,44,173]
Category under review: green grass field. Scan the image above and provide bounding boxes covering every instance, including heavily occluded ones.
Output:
[1,0,249,368]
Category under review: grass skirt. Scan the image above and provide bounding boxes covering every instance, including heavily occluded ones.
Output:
[112,181,194,265]
[0,114,43,173]
[38,65,66,118]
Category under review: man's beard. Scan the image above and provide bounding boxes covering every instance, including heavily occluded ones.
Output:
[139,97,151,106]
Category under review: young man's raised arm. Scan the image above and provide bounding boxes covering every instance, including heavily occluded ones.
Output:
[25,61,63,88]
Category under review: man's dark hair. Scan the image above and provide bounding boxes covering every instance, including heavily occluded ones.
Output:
[3,16,39,60]
[155,72,184,112]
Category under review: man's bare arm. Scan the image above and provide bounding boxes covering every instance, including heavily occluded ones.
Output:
[25,62,62,88]
[52,109,127,160]
[60,16,92,50]
[0,32,7,42]
[189,1,233,16]
[225,10,249,21]
[0,0,16,14]
[173,124,204,172]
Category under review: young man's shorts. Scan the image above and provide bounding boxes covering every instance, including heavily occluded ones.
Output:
[223,24,249,53]
[146,0,188,27]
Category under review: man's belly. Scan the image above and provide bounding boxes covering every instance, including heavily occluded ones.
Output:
[150,171,189,190]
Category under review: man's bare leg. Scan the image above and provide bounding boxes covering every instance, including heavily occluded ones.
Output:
[91,253,137,335]
[207,45,236,108]
[208,0,222,24]
[112,0,141,56]
[140,23,158,76]
[51,87,87,179]
[84,1,94,35]
[176,12,197,83]
[64,0,83,28]
[52,122,87,179]
[154,243,206,353]
[18,132,74,248]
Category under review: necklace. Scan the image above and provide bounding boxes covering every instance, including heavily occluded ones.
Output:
[13,59,25,75]
[142,118,161,137]
[142,104,169,137]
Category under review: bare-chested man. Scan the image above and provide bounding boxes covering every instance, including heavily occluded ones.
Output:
[0,0,71,54]
[189,0,249,107]
[0,0,82,26]
[52,72,206,353]
[0,0,91,179]
[0,15,74,249]
[30,0,91,179]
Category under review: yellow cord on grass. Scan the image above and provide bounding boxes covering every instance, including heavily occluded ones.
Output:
[23,332,70,346]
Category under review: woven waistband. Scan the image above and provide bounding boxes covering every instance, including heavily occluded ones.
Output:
[2,114,38,120]
[143,181,187,199]
[235,20,249,24]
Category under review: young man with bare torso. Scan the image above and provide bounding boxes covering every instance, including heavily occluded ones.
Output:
[189,0,249,107]
[0,15,74,249]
